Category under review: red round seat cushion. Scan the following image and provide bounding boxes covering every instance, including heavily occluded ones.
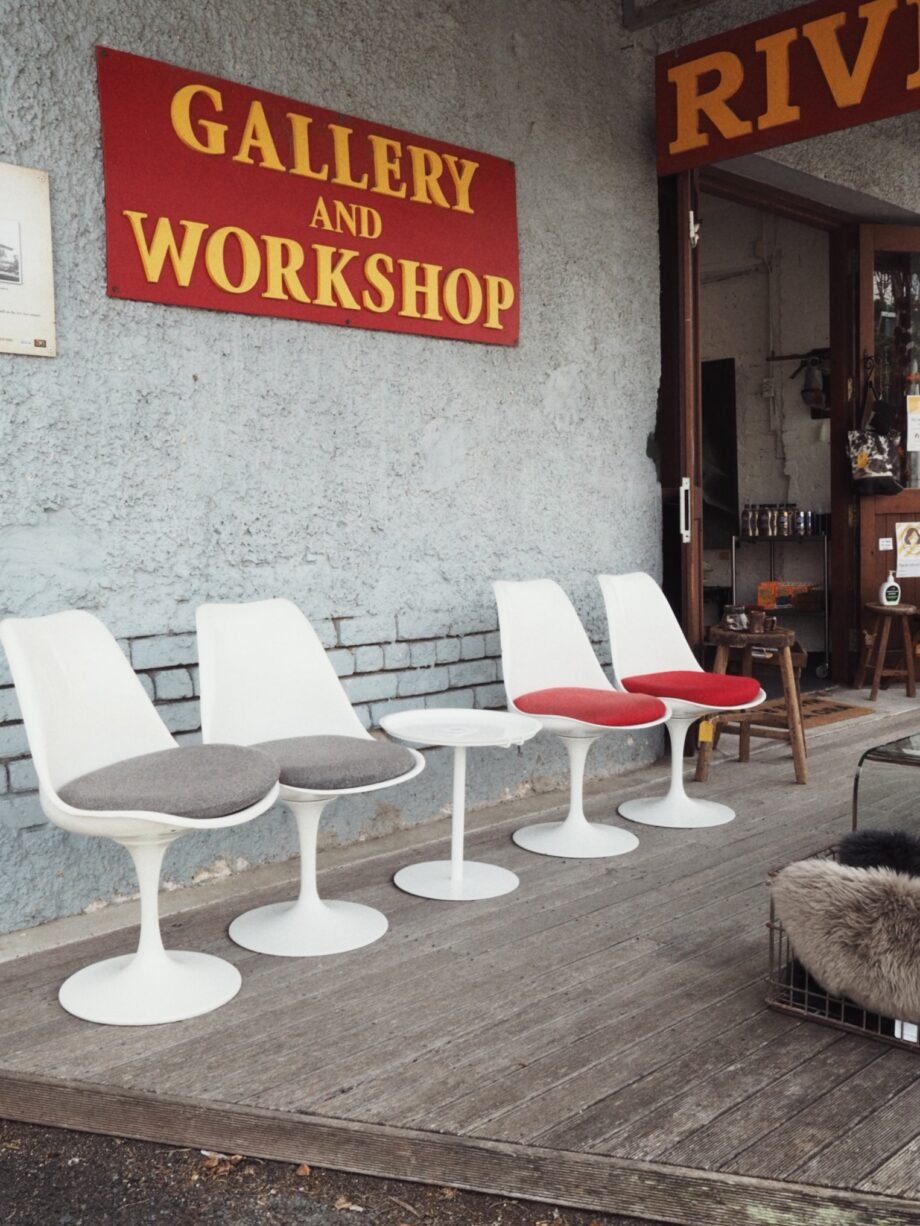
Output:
[621,670,761,707]
[513,687,667,726]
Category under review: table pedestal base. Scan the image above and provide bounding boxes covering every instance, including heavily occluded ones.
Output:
[394,860,519,901]
[381,711,541,899]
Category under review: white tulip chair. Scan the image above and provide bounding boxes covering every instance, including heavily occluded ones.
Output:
[0,611,280,1025]
[599,571,765,829]
[196,598,424,957]
[493,579,669,858]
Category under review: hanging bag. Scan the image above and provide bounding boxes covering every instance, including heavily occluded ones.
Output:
[848,369,903,496]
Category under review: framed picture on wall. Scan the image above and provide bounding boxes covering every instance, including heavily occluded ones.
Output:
[0,220,22,285]
[0,162,56,357]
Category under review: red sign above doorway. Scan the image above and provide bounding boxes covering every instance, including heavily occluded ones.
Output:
[96,47,519,344]
[656,0,920,175]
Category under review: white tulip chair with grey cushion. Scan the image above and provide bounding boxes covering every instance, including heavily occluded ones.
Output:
[493,579,670,858]
[599,571,765,829]
[196,599,424,957]
[0,611,280,1026]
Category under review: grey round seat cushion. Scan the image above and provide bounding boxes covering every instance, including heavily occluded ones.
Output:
[58,744,279,820]
[255,735,417,791]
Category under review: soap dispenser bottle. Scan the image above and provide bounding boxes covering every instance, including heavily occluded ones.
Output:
[879,570,901,606]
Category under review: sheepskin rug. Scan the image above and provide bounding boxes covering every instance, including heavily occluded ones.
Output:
[771,858,920,1020]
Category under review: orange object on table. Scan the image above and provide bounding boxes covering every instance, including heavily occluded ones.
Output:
[755,580,813,609]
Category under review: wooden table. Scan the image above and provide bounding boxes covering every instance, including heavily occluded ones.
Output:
[381,708,540,899]
[695,623,807,785]
[854,601,917,701]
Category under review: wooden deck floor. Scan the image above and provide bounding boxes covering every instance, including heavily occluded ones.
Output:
[4,695,920,1224]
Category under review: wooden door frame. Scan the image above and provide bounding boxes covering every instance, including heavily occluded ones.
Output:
[678,170,704,650]
[859,225,920,365]
[659,165,858,682]
[857,225,920,614]
[658,171,704,652]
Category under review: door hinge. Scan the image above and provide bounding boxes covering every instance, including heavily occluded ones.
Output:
[689,210,701,249]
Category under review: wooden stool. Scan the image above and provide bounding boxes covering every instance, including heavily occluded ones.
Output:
[695,624,807,785]
[854,602,917,701]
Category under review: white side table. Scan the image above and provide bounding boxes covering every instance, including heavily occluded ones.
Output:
[381,708,540,901]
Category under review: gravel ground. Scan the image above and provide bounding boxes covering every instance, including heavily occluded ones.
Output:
[0,1120,668,1226]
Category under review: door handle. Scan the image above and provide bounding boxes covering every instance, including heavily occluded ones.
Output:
[679,477,691,544]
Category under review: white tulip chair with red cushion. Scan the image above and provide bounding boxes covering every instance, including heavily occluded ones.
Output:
[196,599,424,957]
[493,579,669,858]
[598,572,765,829]
[0,611,280,1026]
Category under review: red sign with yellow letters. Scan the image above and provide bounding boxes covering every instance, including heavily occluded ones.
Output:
[657,0,920,175]
[96,47,519,344]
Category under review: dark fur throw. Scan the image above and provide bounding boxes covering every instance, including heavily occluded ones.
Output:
[771,858,920,1020]
[838,829,920,877]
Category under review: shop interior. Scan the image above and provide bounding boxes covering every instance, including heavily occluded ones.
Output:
[699,190,832,684]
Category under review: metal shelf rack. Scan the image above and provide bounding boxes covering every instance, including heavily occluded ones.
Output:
[730,532,830,678]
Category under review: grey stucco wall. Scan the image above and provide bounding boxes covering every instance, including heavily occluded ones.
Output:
[0,0,665,930]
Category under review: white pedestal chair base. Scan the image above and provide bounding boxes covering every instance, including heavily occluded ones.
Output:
[617,713,736,830]
[58,950,241,1026]
[513,819,639,858]
[513,733,640,859]
[56,829,265,1026]
[394,859,519,900]
[228,897,388,957]
[228,797,392,958]
[618,794,734,829]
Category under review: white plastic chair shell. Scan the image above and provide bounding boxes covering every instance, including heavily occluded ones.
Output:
[0,610,279,1026]
[493,579,669,859]
[196,598,424,956]
[599,572,766,829]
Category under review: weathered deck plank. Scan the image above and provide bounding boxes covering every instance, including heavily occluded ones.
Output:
[4,1072,920,1226]
[662,1034,885,1169]
[3,696,920,1224]
[722,1047,920,1179]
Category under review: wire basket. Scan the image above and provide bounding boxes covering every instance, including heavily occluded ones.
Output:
[766,848,920,1051]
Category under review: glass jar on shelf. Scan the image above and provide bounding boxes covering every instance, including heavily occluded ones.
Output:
[741,505,757,538]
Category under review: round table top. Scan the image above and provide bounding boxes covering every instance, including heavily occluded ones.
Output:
[381,707,541,749]
[709,623,795,648]
[865,602,918,615]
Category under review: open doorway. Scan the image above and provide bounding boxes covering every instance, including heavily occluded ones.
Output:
[657,166,860,686]
[699,193,833,685]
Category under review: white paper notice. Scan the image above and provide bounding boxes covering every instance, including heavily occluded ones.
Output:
[896,522,920,578]
[909,396,920,451]
[0,162,56,357]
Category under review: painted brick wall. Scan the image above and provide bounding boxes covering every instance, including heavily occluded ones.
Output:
[0,616,615,833]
